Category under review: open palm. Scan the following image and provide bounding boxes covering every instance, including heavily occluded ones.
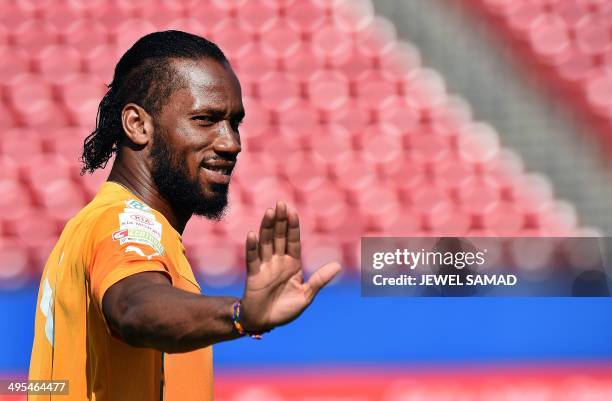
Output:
[239,202,341,332]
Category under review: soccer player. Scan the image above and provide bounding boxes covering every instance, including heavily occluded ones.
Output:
[28,31,341,401]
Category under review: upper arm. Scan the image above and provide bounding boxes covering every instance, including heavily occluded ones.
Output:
[102,271,172,342]
[87,203,177,336]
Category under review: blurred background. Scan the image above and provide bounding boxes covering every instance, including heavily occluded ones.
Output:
[1,0,612,399]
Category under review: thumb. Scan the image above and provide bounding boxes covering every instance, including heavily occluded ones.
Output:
[305,262,342,302]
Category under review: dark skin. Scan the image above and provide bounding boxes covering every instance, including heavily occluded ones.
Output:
[103,58,341,353]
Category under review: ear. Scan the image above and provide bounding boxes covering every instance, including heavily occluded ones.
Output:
[121,103,154,146]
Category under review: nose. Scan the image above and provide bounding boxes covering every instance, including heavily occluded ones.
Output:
[213,121,241,157]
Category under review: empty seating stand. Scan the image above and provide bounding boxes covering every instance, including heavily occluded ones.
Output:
[0,0,586,285]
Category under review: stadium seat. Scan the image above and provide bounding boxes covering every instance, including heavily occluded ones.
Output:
[63,20,111,54]
[255,71,301,111]
[284,0,328,35]
[307,70,351,111]
[0,177,33,232]
[59,74,108,127]
[0,238,30,282]
[7,75,66,128]
[259,20,302,62]
[36,45,83,84]
[470,0,612,155]
[0,46,32,85]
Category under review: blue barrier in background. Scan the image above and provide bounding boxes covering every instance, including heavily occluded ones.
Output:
[2,281,612,371]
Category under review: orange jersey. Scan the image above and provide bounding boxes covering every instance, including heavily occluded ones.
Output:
[29,182,213,401]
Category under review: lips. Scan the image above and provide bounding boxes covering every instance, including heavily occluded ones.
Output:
[200,161,235,185]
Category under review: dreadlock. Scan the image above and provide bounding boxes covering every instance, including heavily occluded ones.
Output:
[80,30,228,174]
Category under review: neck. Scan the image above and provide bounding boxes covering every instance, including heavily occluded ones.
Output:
[107,157,191,234]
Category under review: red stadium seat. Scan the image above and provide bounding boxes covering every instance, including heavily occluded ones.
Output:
[43,1,83,31]
[575,15,611,55]
[239,97,273,149]
[330,151,377,198]
[353,16,397,60]
[377,41,422,81]
[311,24,353,66]
[210,20,253,59]
[481,201,526,236]
[427,203,472,235]
[529,15,570,59]
[234,1,278,34]
[300,181,348,232]
[36,45,83,84]
[402,68,447,108]
[285,151,329,199]
[255,71,301,111]
[276,101,321,146]
[281,47,324,79]
[59,74,107,127]
[80,168,109,199]
[48,128,88,163]
[1,128,45,160]
[354,70,401,107]
[0,178,33,230]
[0,103,16,129]
[0,46,33,85]
[457,176,502,214]
[408,130,451,164]
[63,20,110,54]
[0,1,31,30]
[310,124,354,166]
[38,179,86,222]
[14,20,59,52]
[161,18,207,38]
[232,43,278,85]
[331,0,375,34]
[359,125,403,166]
[189,239,242,286]
[284,0,328,35]
[12,209,59,272]
[7,75,67,128]
[355,183,400,232]
[307,70,350,111]
[301,236,345,276]
[83,44,121,82]
[0,238,30,281]
[259,20,302,62]
[114,19,158,55]
[21,154,79,199]
[457,122,501,163]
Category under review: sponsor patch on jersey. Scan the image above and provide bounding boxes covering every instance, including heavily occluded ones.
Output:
[112,229,129,240]
[118,228,165,255]
[125,199,152,212]
[124,245,161,260]
[119,213,163,240]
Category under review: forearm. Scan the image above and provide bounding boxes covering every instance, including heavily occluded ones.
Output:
[118,285,242,353]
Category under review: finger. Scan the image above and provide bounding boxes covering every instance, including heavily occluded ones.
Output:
[286,209,300,259]
[245,231,261,275]
[304,262,341,302]
[273,201,288,255]
[258,208,275,261]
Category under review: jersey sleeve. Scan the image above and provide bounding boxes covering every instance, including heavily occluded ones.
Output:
[87,202,176,329]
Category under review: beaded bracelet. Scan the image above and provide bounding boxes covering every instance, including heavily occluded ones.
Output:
[232,300,264,340]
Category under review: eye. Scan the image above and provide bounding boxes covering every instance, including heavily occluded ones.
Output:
[192,116,216,126]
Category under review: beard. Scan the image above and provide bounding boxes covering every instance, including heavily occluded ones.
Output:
[149,128,229,221]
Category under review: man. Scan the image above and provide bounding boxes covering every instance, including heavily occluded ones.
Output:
[29,30,341,401]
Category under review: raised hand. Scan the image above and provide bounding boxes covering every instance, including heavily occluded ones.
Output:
[239,201,341,332]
